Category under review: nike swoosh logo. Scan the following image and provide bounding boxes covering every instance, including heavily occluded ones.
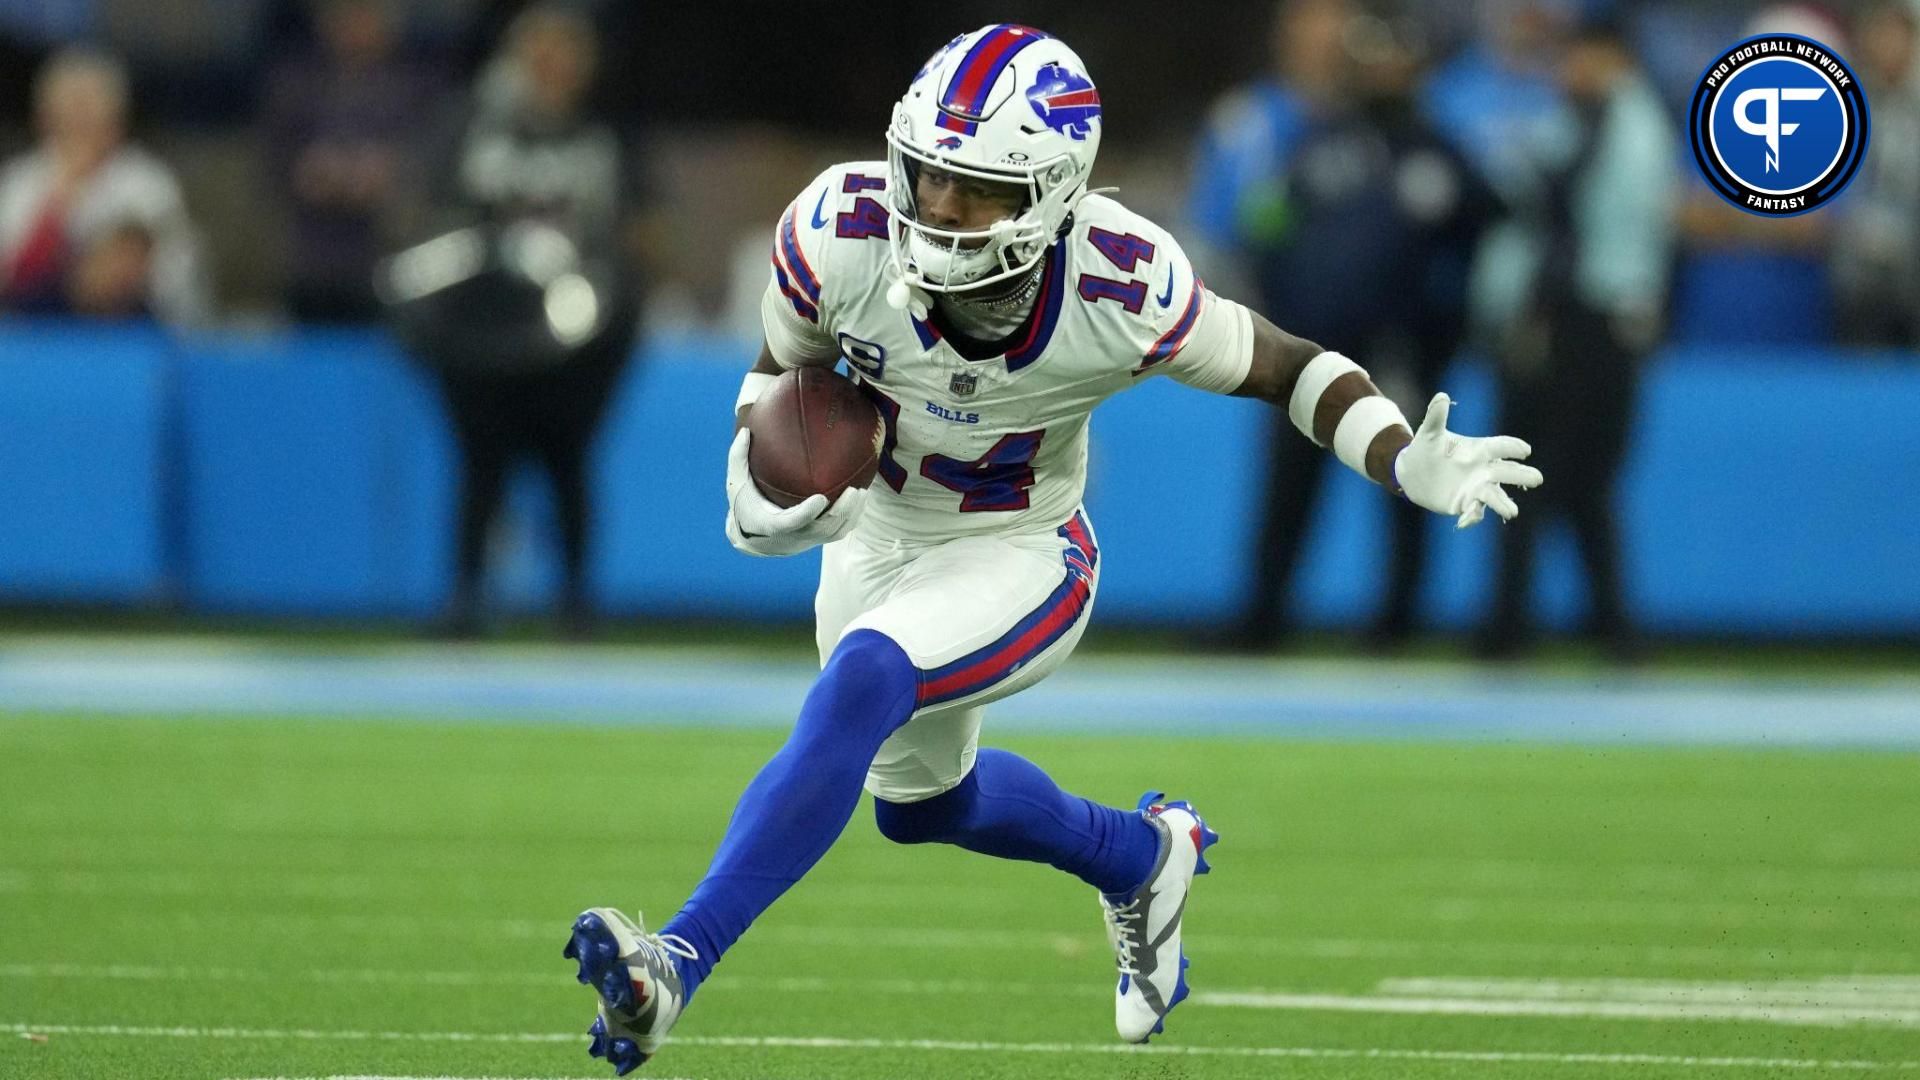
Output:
[1156,267,1176,308]
[810,189,830,230]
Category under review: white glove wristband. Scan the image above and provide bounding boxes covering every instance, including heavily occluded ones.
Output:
[1332,395,1409,480]
[735,371,777,412]
[1287,351,1364,443]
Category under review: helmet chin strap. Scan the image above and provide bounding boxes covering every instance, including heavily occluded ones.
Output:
[953,261,1044,310]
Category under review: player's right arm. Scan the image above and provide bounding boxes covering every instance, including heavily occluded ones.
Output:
[725,173,867,558]
[1226,313,1542,527]
[1120,222,1539,527]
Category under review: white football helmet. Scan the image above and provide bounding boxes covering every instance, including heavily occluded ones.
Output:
[886,25,1103,295]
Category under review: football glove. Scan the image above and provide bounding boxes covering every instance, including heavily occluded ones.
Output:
[724,428,866,557]
[1394,394,1543,529]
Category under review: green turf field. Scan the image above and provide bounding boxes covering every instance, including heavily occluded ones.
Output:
[3,713,1918,1079]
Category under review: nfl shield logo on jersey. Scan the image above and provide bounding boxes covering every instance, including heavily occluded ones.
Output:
[949,371,978,397]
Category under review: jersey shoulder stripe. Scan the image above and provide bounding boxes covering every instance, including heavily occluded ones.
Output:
[771,161,893,326]
[772,203,822,321]
[1141,275,1204,373]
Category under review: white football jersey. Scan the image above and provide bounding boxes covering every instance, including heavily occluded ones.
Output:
[762,162,1253,543]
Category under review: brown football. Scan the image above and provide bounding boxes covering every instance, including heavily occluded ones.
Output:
[745,366,883,508]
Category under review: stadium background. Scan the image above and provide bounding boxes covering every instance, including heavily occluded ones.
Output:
[3,2,1919,1079]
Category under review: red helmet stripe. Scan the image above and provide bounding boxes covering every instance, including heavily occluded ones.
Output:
[1041,88,1100,109]
[941,25,1049,120]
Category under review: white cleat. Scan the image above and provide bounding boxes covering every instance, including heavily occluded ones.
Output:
[1100,792,1219,1043]
[562,907,698,1076]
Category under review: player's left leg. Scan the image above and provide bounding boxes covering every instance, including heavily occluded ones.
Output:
[847,511,1219,1042]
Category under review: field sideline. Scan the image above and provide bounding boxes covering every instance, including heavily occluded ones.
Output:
[4,692,1919,1079]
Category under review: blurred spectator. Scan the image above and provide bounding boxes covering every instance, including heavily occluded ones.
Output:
[1421,0,1574,205]
[1191,0,1503,650]
[383,4,655,639]
[1478,16,1677,662]
[1830,0,1920,348]
[66,219,154,317]
[262,0,442,323]
[0,48,207,323]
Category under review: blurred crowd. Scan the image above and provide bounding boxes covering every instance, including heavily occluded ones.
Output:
[1186,0,1912,657]
[2,0,1915,644]
[0,0,657,329]
[0,0,1915,346]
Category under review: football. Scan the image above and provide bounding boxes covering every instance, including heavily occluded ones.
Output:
[745,366,883,508]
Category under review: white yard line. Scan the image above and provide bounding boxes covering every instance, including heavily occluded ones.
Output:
[1379,977,1920,1008]
[1195,991,1920,1028]
[15,963,1920,1027]
[5,1023,1917,1071]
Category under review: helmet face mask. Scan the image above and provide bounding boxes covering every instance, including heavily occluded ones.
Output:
[886,25,1101,295]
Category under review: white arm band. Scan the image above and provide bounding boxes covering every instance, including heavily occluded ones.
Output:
[1331,394,1410,479]
[735,371,777,412]
[1287,351,1365,443]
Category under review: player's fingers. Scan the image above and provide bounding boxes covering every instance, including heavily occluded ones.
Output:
[728,427,751,469]
[761,492,829,531]
[820,486,866,525]
[1417,393,1452,437]
[1487,461,1544,489]
[784,492,833,523]
[1482,435,1533,461]
[1479,482,1521,521]
[820,490,865,540]
[1455,500,1486,529]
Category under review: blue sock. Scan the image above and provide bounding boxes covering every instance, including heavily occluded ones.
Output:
[662,630,917,999]
[873,747,1160,896]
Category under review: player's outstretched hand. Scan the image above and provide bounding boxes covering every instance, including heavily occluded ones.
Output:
[1393,394,1543,529]
[724,429,867,557]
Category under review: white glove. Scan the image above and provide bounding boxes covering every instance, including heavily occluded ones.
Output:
[724,428,867,557]
[1394,393,1543,529]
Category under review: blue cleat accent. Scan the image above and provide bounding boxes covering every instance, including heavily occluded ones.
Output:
[570,913,635,1009]
[608,1037,642,1076]
[1195,820,1220,875]
[563,906,698,1075]
[1143,795,1221,875]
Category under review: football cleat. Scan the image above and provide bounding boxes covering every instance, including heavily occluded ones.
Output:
[1100,791,1219,1043]
[562,907,697,1075]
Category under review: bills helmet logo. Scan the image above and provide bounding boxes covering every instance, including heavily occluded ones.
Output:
[1026,62,1101,140]
[934,135,964,151]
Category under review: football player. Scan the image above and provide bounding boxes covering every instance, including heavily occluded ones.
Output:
[564,25,1540,1074]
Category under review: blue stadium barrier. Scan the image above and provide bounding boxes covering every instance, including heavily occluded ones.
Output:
[1,320,1916,635]
[176,330,452,615]
[0,322,174,603]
